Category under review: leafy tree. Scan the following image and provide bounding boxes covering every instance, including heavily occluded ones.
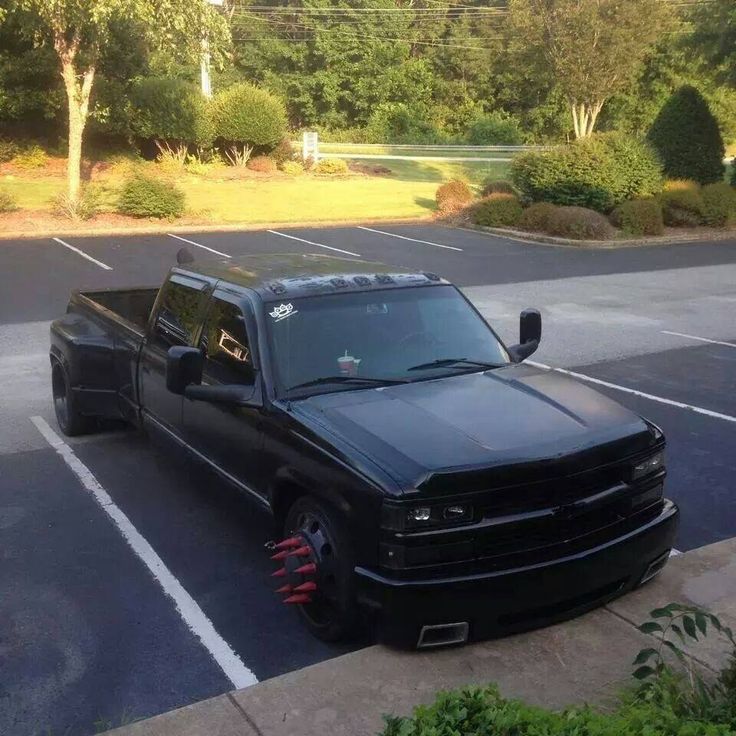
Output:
[687,0,736,88]
[508,0,672,138]
[647,86,726,185]
[14,0,230,204]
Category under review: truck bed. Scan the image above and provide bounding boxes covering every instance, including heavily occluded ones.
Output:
[76,287,158,333]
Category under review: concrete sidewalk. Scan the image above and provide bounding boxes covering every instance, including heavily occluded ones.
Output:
[107,538,736,736]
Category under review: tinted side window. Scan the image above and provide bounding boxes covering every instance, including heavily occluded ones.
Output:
[200,297,255,385]
[153,279,206,348]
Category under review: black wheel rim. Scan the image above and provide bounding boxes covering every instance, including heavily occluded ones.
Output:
[52,366,69,429]
[288,509,342,629]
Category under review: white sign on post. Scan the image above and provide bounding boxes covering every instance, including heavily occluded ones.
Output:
[302,131,319,163]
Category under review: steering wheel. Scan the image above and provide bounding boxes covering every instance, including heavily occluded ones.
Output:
[397,331,440,349]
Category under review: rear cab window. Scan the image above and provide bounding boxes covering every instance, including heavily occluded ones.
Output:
[150,275,209,349]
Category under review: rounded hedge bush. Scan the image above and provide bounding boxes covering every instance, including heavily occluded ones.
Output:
[518,202,558,233]
[280,160,304,176]
[511,132,663,213]
[471,194,523,227]
[211,83,287,149]
[610,199,664,236]
[314,158,349,175]
[659,188,706,227]
[118,176,185,219]
[480,178,516,197]
[0,190,18,213]
[0,138,19,163]
[647,86,725,185]
[271,138,295,165]
[436,179,473,214]
[701,182,736,227]
[548,206,615,240]
[247,155,277,173]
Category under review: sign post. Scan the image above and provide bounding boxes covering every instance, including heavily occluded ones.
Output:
[302,131,319,163]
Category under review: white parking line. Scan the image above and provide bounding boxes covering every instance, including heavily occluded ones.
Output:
[358,226,463,252]
[30,416,257,690]
[52,237,113,271]
[267,230,361,257]
[527,361,736,425]
[168,233,231,258]
[661,330,736,349]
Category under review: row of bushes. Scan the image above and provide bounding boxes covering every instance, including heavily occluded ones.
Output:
[437,176,736,241]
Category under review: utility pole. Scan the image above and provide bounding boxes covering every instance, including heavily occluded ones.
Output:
[201,0,224,98]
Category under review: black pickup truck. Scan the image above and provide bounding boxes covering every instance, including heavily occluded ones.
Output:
[50,252,678,648]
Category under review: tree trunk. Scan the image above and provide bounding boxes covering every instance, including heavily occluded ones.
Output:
[58,46,95,205]
[570,100,606,139]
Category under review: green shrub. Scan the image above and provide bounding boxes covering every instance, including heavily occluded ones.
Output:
[465,112,524,146]
[247,155,277,174]
[365,103,445,144]
[511,133,663,213]
[731,163,736,188]
[518,202,558,232]
[0,139,19,163]
[130,77,213,148]
[281,160,304,176]
[211,83,287,149]
[0,190,18,213]
[648,86,725,185]
[118,176,185,219]
[701,182,736,227]
[13,144,48,169]
[610,199,665,236]
[53,187,102,221]
[548,206,615,240]
[436,179,473,214]
[471,194,523,227]
[480,178,516,197]
[314,158,349,175]
[271,138,295,165]
[659,188,706,227]
[664,179,700,193]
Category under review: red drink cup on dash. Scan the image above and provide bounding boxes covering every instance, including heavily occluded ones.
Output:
[338,353,358,376]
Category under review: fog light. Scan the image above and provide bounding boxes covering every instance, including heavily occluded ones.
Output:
[443,504,471,521]
[408,507,431,523]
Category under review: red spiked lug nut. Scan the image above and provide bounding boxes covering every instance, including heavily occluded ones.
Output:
[294,562,317,575]
[275,584,293,594]
[273,537,303,551]
[293,581,317,593]
[283,594,312,605]
[287,545,311,557]
[271,567,288,578]
[270,550,290,561]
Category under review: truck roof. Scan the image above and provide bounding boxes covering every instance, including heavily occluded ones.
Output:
[179,252,449,301]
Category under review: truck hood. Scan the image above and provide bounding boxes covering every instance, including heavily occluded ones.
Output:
[290,364,655,496]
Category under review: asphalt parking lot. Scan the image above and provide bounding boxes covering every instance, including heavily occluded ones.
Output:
[1,223,735,735]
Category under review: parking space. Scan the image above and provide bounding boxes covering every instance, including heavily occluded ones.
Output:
[1,223,735,735]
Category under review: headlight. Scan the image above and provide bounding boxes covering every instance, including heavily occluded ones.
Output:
[382,501,474,531]
[632,450,665,481]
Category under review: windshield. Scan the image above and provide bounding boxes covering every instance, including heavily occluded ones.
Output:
[266,285,510,396]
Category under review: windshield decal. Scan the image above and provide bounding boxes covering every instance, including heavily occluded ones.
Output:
[269,303,298,322]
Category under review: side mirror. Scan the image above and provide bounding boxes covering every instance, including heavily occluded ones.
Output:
[166,346,203,395]
[508,309,542,363]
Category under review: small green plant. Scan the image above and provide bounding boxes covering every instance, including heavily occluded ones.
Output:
[247,155,277,173]
[611,199,665,236]
[548,206,615,240]
[54,187,102,221]
[0,190,18,213]
[0,138,19,163]
[155,143,188,173]
[118,175,185,219]
[480,178,516,197]
[13,144,48,170]
[314,158,349,175]
[660,188,706,227]
[471,193,523,227]
[436,179,473,215]
[518,202,558,232]
[224,144,253,168]
[701,182,736,227]
[281,160,304,176]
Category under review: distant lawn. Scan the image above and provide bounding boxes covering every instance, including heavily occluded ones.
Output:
[344,157,509,184]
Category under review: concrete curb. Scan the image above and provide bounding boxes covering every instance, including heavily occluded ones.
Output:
[465,224,736,249]
[105,538,736,736]
[0,216,432,242]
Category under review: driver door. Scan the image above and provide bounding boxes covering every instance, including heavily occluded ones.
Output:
[183,291,266,498]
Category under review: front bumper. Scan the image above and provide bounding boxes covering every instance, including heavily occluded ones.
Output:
[356,499,679,647]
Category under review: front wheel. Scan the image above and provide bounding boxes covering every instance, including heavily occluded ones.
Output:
[52,361,93,437]
[281,496,360,642]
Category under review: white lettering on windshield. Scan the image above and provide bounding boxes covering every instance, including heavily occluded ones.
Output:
[269,303,298,322]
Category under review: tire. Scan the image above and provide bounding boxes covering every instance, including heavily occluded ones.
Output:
[283,496,360,642]
[51,360,94,437]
